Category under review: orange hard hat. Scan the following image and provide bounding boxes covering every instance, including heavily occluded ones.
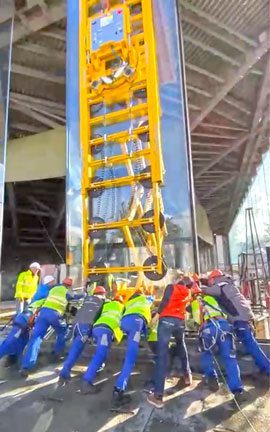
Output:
[114,294,124,304]
[208,269,224,281]
[63,277,73,287]
[93,285,106,295]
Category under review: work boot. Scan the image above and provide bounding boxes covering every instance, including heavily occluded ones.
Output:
[58,375,70,387]
[97,363,105,373]
[50,352,63,364]
[147,393,164,409]
[112,387,132,408]
[3,355,18,368]
[19,368,29,378]
[143,380,155,394]
[80,380,97,395]
[233,390,248,405]
[207,376,220,392]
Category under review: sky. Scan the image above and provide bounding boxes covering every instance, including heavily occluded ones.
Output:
[229,149,270,263]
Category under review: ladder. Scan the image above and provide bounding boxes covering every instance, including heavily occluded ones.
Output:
[80,0,167,285]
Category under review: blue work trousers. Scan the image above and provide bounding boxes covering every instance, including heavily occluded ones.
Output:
[234,320,270,374]
[83,325,113,384]
[21,307,67,370]
[60,323,92,379]
[0,325,29,359]
[201,319,243,393]
[154,317,190,396]
[115,314,146,391]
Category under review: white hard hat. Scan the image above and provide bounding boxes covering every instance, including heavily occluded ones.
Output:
[43,275,55,285]
[29,262,41,270]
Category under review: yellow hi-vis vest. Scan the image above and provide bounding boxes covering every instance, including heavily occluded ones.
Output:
[94,300,124,343]
[123,295,151,325]
[191,295,226,326]
[15,270,39,300]
[148,323,158,342]
[29,298,46,310]
[42,285,68,315]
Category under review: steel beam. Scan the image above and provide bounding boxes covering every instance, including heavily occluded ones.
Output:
[27,197,58,218]
[11,64,65,85]
[15,43,65,62]
[225,56,270,229]
[0,2,66,49]
[10,101,59,128]
[191,32,270,131]
[10,122,45,134]
[201,175,237,199]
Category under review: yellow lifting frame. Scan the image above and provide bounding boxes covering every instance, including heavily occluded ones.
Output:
[80,0,166,281]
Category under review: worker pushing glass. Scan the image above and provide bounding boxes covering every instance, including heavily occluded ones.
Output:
[58,285,107,384]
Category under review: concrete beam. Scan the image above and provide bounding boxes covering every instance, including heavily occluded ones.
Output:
[191,32,270,131]
[11,64,65,85]
[10,122,45,134]
[27,196,58,218]
[39,30,66,42]
[10,92,65,113]
[10,101,59,128]
[0,2,66,49]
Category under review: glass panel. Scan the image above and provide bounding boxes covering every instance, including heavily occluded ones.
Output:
[152,0,197,272]
[0,0,13,272]
[66,0,83,285]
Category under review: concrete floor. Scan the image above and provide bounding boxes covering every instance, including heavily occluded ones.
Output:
[0,350,269,432]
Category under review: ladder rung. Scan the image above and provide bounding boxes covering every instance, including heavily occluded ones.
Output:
[89,103,148,126]
[88,173,151,189]
[88,217,153,231]
[131,14,143,23]
[89,148,150,168]
[90,124,149,146]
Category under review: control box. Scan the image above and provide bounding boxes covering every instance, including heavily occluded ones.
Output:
[90,8,127,52]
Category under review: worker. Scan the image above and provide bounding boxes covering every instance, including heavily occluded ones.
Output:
[204,269,270,375]
[189,285,246,402]
[112,289,151,408]
[14,262,41,313]
[58,285,107,384]
[147,273,192,409]
[0,275,56,366]
[80,294,124,394]
[20,277,81,376]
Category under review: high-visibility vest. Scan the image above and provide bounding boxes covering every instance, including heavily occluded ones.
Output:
[148,323,158,342]
[15,270,39,300]
[29,298,46,310]
[42,285,68,315]
[94,300,124,342]
[123,295,151,325]
[191,295,226,326]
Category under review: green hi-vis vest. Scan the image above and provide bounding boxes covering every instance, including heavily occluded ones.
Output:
[148,323,158,342]
[191,295,226,325]
[123,295,151,325]
[42,285,68,315]
[28,298,46,311]
[94,300,124,343]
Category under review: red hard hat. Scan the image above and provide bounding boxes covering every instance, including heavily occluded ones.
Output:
[93,285,106,295]
[208,269,224,281]
[63,277,73,287]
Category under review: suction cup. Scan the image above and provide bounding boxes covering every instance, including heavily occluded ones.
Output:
[142,210,165,233]
[89,217,105,240]
[143,256,167,281]
[90,177,104,198]
[139,166,152,189]
[88,260,106,283]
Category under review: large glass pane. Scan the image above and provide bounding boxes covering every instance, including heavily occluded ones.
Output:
[152,0,198,271]
[0,1,14,277]
[66,0,83,285]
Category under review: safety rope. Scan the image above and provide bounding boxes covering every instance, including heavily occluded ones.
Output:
[212,354,258,432]
[30,202,65,263]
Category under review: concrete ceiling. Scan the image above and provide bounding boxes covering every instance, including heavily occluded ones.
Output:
[3,0,270,247]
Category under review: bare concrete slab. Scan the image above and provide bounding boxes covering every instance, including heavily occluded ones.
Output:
[0,355,269,432]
